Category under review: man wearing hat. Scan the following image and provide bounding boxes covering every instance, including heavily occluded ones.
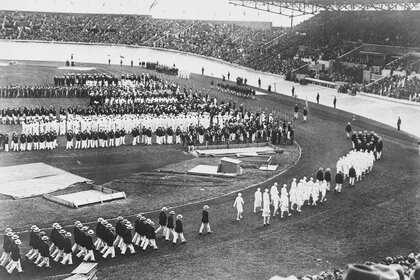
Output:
[254,188,262,213]
[36,236,51,268]
[199,205,212,235]
[94,218,105,251]
[121,224,136,255]
[49,223,60,255]
[114,216,125,249]
[280,184,291,218]
[132,214,142,246]
[335,171,344,193]
[166,211,176,241]
[155,207,168,238]
[76,226,89,258]
[27,227,41,262]
[6,239,23,274]
[72,222,82,254]
[316,167,324,182]
[142,219,158,250]
[345,122,352,139]
[102,224,116,259]
[294,104,299,120]
[52,229,66,262]
[324,168,332,191]
[26,225,38,259]
[140,216,149,246]
[0,229,13,267]
[83,230,95,262]
[61,232,73,265]
[349,165,356,187]
[173,214,186,244]
[233,193,244,221]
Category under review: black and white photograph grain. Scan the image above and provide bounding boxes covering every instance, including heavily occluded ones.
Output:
[0,0,419,279]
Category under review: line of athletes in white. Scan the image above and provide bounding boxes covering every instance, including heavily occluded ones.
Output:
[22,112,212,136]
[336,150,375,190]
[233,152,377,226]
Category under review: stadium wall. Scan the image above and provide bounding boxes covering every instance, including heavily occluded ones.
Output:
[1,39,418,108]
[0,39,286,90]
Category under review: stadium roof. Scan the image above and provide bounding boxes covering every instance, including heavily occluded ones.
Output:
[229,0,420,17]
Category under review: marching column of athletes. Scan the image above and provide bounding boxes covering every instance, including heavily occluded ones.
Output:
[0,129,383,274]
[0,205,200,274]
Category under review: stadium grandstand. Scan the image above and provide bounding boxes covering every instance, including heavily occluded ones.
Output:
[2,7,419,101]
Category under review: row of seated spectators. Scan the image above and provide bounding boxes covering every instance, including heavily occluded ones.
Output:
[1,10,419,78]
[338,54,370,66]
[307,64,364,84]
[385,56,420,74]
[362,75,420,101]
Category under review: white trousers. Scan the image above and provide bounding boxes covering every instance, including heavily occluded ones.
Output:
[335,183,342,192]
[142,238,157,250]
[173,232,186,243]
[0,252,10,266]
[165,229,174,241]
[120,243,135,255]
[6,259,23,273]
[155,225,167,236]
[37,256,50,268]
[102,246,115,259]
[83,249,95,262]
[61,252,73,265]
[199,223,211,233]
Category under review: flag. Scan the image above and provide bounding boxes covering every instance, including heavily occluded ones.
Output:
[149,0,158,11]
[120,55,124,59]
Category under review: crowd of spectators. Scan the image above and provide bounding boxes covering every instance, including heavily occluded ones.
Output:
[362,75,420,101]
[385,55,420,74]
[1,10,420,101]
[2,10,419,79]
[307,63,364,84]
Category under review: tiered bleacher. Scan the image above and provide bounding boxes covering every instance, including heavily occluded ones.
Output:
[1,10,420,101]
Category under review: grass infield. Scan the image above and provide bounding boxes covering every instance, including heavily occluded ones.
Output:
[0,61,419,280]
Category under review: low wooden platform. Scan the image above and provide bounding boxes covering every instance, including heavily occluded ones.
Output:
[196,146,277,157]
[187,165,238,178]
[43,185,126,208]
[259,164,279,171]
